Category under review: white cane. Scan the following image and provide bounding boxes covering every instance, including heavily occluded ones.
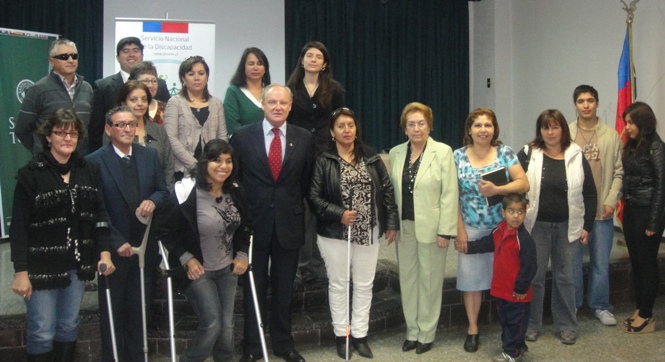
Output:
[248,233,270,361]
[134,213,152,362]
[158,241,177,362]
[100,264,119,362]
[345,189,354,362]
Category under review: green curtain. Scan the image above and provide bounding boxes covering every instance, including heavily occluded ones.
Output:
[285,0,469,151]
[0,0,103,83]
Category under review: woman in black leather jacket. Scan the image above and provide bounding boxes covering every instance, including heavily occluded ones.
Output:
[621,101,665,334]
[308,107,399,359]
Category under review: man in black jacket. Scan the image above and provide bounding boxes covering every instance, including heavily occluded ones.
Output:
[231,84,314,362]
[88,37,170,152]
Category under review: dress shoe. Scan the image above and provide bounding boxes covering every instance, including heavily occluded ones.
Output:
[351,336,374,358]
[274,349,306,362]
[238,352,263,362]
[401,340,417,352]
[336,336,351,360]
[416,342,432,354]
[464,334,479,352]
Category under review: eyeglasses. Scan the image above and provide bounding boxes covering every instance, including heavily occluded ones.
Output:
[112,122,138,129]
[52,130,79,138]
[331,107,355,119]
[406,121,427,129]
[139,79,158,85]
[51,53,79,61]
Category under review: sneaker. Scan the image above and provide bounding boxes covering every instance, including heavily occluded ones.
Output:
[524,329,539,342]
[559,331,577,345]
[595,309,617,326]
[493,352,521,362]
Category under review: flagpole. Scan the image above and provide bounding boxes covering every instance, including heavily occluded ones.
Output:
[621,0,638,102]
[616,1,639,246]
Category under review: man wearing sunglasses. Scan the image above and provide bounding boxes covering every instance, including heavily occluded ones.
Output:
[16,38,93,155]
[88,37,171,153]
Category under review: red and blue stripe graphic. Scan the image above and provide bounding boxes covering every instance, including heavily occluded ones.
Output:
[615,28,632,139]
[142,22,188,33]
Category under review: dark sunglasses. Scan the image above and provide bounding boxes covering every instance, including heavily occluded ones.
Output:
[51,53,79,61]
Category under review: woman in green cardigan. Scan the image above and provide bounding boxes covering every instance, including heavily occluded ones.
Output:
[223,47,271,135]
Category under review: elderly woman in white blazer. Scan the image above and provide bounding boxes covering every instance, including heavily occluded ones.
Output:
[164,56,227,180]
[388,102,458,355]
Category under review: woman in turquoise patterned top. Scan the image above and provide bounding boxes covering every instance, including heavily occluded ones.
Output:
[453,108,529,353]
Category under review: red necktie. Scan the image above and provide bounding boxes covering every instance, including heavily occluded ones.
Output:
[268,128,282,181]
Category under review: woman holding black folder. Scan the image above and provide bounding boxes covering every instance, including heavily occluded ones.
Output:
[453,107,528,352]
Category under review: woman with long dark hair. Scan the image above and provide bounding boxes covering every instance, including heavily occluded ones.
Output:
[158,139,250,360]
[286,41,345,155]
[309,108,399,359]
[620,101,665,334]
[164,56,228,181]
[11,109,115,361]
[223,47,271,135]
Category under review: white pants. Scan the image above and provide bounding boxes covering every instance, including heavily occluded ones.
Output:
[317,232,380,338]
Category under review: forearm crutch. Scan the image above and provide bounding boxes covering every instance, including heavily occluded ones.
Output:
[248,233,270,361]
[158,241,177,362]
[100,264,119,362]
[133,214,152,362]
[345,189,354,362]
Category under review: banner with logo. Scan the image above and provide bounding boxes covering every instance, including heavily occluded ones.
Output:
[0,28,59,238]
[115,18,216,95]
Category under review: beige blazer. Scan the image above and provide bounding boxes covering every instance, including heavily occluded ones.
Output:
[389,137,458,243]
[163,94,228,173]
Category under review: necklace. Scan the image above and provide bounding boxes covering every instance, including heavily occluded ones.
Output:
[304,81,318,97]
[578,127,597,152]
[407,144,426,194]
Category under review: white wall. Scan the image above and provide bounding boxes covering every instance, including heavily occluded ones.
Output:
[470,0,665,150]
[103,0,286,95]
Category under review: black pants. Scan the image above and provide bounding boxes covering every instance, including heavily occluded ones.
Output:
[98,253,152,362]
[623,204,662,319]
[243,229,300,354]
[496,298,530,358]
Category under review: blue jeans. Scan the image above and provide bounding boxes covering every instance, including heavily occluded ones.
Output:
[181,266,238,362]
[574,218,614,311]
[25,270,85,355]
[529,221,578,333]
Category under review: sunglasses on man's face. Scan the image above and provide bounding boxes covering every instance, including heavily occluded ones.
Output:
[51,53,79,61]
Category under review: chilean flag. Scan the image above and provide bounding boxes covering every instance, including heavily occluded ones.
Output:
[615,28,633,226]
[615,29,632,142]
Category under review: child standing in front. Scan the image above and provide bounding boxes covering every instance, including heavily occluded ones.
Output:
[464,193,537,362]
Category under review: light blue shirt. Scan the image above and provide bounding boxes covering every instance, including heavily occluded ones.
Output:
[262,119,286,159]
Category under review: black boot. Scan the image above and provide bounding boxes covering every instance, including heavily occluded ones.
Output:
[336,336,351,360]
[26,352,54,362]
[53,341,77,362]
[351,336,373,359]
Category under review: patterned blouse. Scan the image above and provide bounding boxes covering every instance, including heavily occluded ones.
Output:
[454,144,519,229]
[340,158,376,245]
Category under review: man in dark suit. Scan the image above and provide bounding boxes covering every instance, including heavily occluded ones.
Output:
[87,106,169,362]
[231,84,314,362]
[88,37,170,152]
